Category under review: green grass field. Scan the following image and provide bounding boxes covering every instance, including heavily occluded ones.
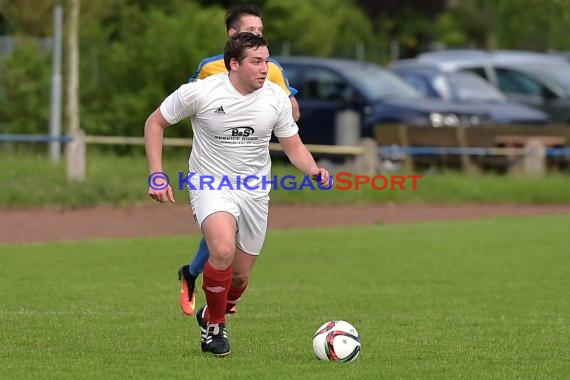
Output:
[1,216,569,379]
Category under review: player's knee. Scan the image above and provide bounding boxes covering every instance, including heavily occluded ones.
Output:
[231,274,249,289]
[208,241,235,263]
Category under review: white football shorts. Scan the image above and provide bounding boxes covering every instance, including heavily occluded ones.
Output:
[189,188,269,255]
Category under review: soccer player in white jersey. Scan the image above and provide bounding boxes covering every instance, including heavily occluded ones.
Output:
[144,32,331,356]
[179,4,300,318]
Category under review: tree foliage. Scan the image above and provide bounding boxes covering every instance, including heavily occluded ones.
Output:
[81,2,227,139]
[0,0,54,37]
[432,0,489,48]
[483,0,570,50]
[0,38,51,134]
[264,0,374,58]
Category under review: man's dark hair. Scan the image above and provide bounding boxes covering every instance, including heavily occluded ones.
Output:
[225,4,263,32]
[224,32,268,71]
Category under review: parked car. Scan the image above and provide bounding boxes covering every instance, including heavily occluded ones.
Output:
[409,49,570,122]
[277,56,490,146]
[389,63,551,124]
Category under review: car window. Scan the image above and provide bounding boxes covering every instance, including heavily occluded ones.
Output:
[514,62,570,96]
[460,67,488,80]
[398,73,433,97]
[431,75,452,100]
[447,72,505,102]
[344,66,421,100]
[495,68,546,98]
[303,68,347,101]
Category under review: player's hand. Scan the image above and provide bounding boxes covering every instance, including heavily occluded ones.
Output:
[309,168,332,189]
[148,185,175,203]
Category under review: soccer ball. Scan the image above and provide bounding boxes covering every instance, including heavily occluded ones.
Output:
[312,320,361,363]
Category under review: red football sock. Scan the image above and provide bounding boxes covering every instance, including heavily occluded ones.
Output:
[226,283,248,314]
[203,262,232,324]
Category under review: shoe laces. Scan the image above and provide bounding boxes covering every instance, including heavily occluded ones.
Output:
[207,323,228,339]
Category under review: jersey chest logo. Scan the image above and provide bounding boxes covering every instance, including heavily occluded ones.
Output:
[222,127,255,137]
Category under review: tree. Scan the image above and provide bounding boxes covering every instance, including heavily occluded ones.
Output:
[78,2,228,139]
[432,0,490,49]
[483,0,570,50]
[0,0,54,36]
[67,0,79,133]
[0,39,51,134]
[355,0,448,57]
[194,0,266,9]
[263,0,375,58]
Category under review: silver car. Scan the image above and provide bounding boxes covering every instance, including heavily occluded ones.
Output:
[404,50,570,122]
[389,63,551,124]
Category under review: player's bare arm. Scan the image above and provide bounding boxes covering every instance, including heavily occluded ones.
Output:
[290,96,300,122]
[278,134,331,188]
[144,108,175,203]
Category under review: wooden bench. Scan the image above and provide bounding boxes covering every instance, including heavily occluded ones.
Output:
[494,135,566,176]
[494,135,566,148]
[373,124,570,174]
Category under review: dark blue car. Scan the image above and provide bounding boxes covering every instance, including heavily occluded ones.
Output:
[277,57,493,146]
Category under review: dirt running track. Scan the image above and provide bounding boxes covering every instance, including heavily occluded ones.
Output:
[2,203,570,244]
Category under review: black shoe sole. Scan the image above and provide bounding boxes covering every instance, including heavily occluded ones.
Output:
[209,350,231,357]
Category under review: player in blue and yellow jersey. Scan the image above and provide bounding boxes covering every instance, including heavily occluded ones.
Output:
[188,5,300,122]
[178,4,300,317]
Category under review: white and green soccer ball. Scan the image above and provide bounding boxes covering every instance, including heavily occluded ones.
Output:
[312,320,361,363]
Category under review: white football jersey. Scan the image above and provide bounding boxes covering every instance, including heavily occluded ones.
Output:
[159,73,299,194]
